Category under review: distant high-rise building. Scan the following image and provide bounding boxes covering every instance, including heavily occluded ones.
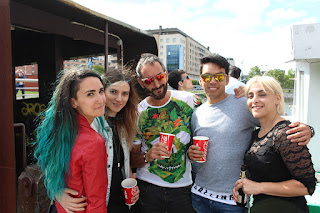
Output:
[147,26,212,79]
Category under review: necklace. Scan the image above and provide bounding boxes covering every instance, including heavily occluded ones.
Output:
[113,136,121,169]
[110,118,121,169]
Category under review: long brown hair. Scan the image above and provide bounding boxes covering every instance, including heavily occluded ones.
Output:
[102,67,139,149]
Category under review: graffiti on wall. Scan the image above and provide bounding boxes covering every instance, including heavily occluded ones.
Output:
[21,102,46,117]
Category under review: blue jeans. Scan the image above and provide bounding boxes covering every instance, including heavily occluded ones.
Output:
[137,179,195,213]
[192,193,247,213]
[16,84,25,98]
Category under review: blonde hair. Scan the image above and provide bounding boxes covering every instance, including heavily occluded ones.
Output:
[245,76,285,115]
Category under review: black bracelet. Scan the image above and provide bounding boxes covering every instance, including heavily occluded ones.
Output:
[309,126,315,138]
[143,153,148,163]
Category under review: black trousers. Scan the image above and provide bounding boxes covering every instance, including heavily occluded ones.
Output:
[137,179,195,213]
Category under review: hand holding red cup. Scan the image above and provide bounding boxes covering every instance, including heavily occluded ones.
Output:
[159,132,175,158]
[121,178,138,206]
[193,136,209,163]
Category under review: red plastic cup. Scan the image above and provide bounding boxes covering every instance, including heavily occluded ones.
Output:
[159,132,175,158]
[193,136,209,163]
[121,178,138,206]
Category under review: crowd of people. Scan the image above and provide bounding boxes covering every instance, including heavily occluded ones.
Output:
[34,53,316,213]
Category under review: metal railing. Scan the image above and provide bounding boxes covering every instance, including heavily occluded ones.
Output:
[15,78,39,99]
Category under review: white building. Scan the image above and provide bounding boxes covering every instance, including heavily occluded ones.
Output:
[147,26,212,79]
[290,23,320,172]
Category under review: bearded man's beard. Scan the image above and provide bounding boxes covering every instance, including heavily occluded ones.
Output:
[149,83,167,100]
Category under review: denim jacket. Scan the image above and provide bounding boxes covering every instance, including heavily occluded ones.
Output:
[91,117,131,204]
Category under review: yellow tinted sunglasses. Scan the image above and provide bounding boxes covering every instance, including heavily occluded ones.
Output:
[201,73,227,82]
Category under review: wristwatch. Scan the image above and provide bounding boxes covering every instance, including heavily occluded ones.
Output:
[309,126,315,138]
[143,153,148,163]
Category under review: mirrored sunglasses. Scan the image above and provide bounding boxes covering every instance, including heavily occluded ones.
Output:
[141,73,166,85]
[201,73,227,82]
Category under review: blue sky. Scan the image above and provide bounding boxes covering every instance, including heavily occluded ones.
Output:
[73,0,319,74]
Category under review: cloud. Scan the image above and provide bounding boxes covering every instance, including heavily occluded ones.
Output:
[294,17,318,25]
[180,0,207,8]
[72,0,318,74]
[209,0,271,30]
[213,0,269,12]
[213,0,270,17]
[267,8,306,20]
[74,0,192,30]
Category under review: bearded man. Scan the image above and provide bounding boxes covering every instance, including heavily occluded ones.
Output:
[131,53,201,213]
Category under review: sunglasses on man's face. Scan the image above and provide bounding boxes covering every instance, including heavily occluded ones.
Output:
[141,72,166,85]
[200,73,227,82]
[180,75,190,82]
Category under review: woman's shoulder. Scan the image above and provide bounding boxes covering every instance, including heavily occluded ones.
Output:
[72,130,106,160]
[272,120,291,136]
[270,120,292,147]
[74,125,105,149]
[275,120,291,128]
[81,126,104,141]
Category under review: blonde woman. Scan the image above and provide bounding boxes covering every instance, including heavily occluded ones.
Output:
[233,76,316,213]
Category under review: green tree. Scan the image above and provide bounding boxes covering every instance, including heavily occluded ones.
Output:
[192,79,199,85]
[93,65,105,75]
[285,69,295,89]
[246,66,262,81]
[265,69,295,89]
[247,66,295,89]
[265,69,285,87]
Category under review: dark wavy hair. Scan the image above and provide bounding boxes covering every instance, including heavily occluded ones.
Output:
[34,69,103,200]
[102,67,139,149]
[168,69,186,90]
[200,54,230,75]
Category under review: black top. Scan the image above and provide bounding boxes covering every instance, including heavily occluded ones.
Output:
[107,117,129,213]
[244,120,316,212]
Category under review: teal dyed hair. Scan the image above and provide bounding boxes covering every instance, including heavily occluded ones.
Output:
[34,69,103,200]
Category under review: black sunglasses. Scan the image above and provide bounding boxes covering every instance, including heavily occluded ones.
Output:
[180,75,190,82]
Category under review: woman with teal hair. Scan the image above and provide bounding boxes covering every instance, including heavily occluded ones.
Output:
[58,67,140,213]
[34,69,108,212]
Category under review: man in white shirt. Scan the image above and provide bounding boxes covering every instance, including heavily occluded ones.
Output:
[225,65,246,95]
[131,53,201,213]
